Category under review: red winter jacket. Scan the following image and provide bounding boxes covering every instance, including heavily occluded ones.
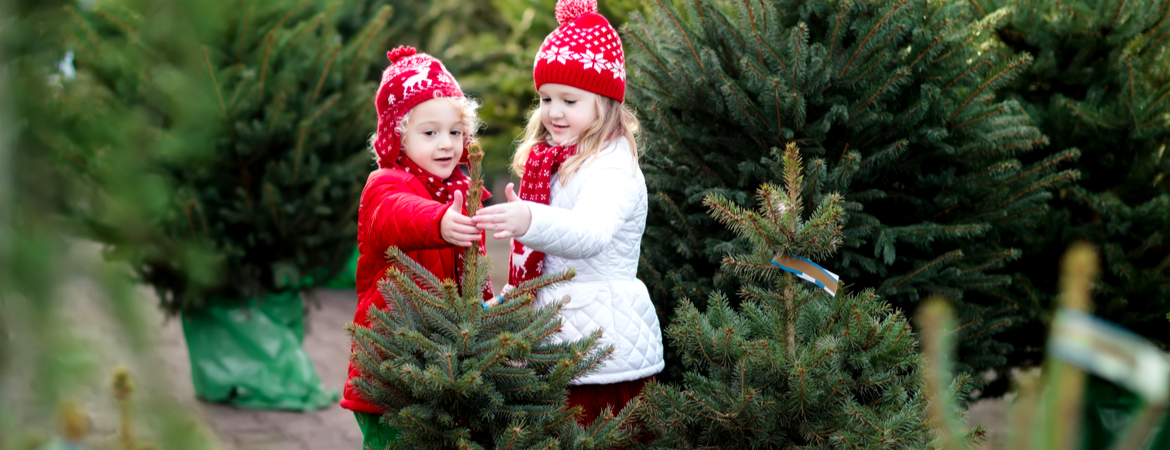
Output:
[340,167,490,414]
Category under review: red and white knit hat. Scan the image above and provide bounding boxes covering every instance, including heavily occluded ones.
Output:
[373,46,466,168]
[533,0,626,101]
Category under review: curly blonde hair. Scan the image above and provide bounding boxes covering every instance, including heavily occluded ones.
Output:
[369,94,483,166]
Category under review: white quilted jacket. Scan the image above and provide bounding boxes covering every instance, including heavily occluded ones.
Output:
[515,137,665,385]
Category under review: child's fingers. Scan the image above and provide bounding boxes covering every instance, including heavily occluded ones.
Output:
[450,223,478,235]
[449,232,477,246]
[471,212,509,226]
[492,230,511,239]
[473,205,506,218]
[504,183,520,202]
[472,213,504,225]
[449,212,475,226]
[449,190,464,211]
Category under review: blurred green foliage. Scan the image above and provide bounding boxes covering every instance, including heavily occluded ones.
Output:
[922,244,1169,450]
[2,0,222,446]
[58,0,393,313]
[967,0,1170,382]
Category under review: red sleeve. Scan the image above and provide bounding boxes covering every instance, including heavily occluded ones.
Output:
[362,174,452,253]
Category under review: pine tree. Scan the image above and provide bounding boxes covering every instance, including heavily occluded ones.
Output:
[58,0,391,313]
[624,0,1079,380]
[636,144,981,449]
[967,0,1170,372]
[349,145,637,450]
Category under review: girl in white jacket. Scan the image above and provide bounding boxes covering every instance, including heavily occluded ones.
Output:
[471,0,663,427]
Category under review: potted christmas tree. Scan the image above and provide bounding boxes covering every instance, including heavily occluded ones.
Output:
[58,0,391,410]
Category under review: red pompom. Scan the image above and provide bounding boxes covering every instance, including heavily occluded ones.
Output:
[387,46,417,64]
[555,0,597,25]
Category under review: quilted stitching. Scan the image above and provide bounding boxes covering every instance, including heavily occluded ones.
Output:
[518,138,664,385]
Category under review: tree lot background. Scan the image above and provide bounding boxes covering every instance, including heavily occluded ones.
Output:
[3,0,1167,446]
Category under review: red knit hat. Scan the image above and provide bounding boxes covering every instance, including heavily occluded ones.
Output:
[374,46,466,168]
[533,0,626,101]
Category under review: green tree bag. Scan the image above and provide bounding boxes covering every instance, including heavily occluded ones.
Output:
[181,291,339,411]
[323,247,360,289]
[1082,376,1168,450]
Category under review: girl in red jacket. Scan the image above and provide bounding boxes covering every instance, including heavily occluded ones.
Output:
[341,46,491,449]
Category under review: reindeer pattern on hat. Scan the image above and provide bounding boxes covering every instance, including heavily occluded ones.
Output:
[372,47,465,167]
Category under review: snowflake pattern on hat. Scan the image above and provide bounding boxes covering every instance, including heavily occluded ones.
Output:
[534,24,626,81]
[533,0,626,100]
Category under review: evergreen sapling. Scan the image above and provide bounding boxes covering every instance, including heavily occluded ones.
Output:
[636,145,981,449]
[348,145,639,450]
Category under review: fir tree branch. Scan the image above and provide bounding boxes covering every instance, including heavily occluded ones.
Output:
[292,93,339,182]
[784,273,796,359]
[306,45,339,111]
[1111,0,1130,30]
[653,0,705,72]
[827,0,851,63]
[65,6,107,59]
[951,105,1007,130]
[201,47,226,114]
[941,58,989,93]
[628,18,688,97]
[1054,0,1097,26]
[236,0,253,57]
[948,54,1031,125]
[92,8,136,44]
[839,0,908,78]
[658,192,701,250]
[888,250,964,290]
[342,6,390,76]
[994,171,1078,210]
[753,34,792,84]
[682,390,732,423]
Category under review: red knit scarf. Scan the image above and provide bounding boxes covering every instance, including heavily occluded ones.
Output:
[509,141,578,287]
[396,154,470,203]
[395,154,492,299]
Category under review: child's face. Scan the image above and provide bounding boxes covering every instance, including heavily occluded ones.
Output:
[538,83,598,145]
[400,97,465,179]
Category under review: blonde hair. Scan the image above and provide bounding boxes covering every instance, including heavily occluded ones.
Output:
[369,94,482,166]
[511,95,639,184]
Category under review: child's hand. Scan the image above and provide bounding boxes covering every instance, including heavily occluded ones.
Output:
[441,190,478,247]
[473,183,531,239]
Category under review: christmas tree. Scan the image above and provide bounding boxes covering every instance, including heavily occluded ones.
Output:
[624,0,1079,380]
[348,146,638,449]
[59,0,391,312]
[636,144,981,449]
[967,0,1170,372]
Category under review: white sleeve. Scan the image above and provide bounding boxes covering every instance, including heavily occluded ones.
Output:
[516,166,641,260]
